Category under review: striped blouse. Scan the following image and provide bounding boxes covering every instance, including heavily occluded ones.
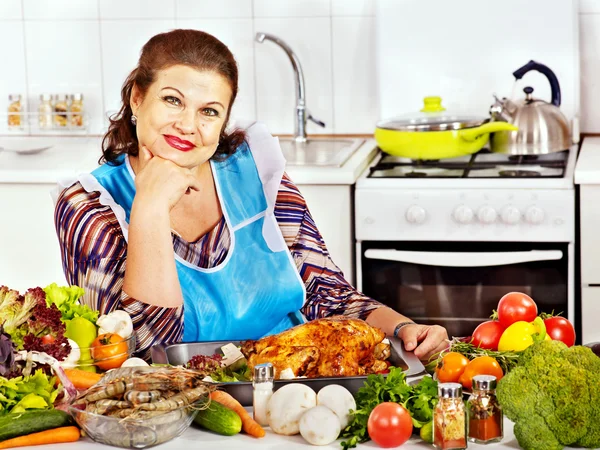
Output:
[54,170,384,360]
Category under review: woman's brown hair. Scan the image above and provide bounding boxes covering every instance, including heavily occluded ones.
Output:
[101,29,246,164]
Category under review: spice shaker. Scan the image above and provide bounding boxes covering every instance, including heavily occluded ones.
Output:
[433,382,467,450]
[38,94,53,129]
[7,94,23,129]
[252,362,274,427]
[54,94,69,127]
[467,375,503,444]
[69,93,84,127]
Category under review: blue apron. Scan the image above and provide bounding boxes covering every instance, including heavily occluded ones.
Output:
[89,133,306,342]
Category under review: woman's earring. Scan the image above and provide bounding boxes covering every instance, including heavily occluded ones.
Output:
[131,114,137,125]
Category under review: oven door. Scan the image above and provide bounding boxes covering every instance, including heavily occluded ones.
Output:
[359,242,569,338]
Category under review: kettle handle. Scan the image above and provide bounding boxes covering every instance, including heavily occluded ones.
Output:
[512,60,561,107]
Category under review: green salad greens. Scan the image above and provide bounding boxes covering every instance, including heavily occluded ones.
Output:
[340,366,438,449]
[0,369,60,415]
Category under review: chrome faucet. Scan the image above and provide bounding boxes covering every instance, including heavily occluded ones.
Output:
[255,32,325,143]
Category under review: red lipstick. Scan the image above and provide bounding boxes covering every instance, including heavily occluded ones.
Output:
[164,135,195,152]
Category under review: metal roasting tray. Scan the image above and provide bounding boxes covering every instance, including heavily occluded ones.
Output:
[150,336,427,406]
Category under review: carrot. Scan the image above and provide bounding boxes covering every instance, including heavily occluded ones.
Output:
[210,390,266,438]
[0,426,80,449]
[63,368,103,390]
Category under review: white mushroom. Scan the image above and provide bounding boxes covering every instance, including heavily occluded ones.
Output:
[267,384,317,435]
[300,406,342,446]
[317,384,357,429]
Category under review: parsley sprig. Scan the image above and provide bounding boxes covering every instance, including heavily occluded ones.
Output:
[340,367,438,449]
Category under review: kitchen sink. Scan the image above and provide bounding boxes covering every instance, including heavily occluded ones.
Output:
[278,137,365,167]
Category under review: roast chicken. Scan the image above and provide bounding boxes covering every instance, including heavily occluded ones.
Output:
[241,317,391,379]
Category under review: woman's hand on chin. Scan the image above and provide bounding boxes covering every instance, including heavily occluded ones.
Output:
[133,145,202,211]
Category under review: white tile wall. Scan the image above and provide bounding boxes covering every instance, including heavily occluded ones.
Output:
[99,0,174,20]
[0,0,23,20]
[2,0,600,137]
[0,21,26,134]
[253,0,330,17]
[25,20,104,133]
[23,0,98,20]
[176,0,252,18]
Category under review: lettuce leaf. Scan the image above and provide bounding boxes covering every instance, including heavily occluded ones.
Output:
[43,283,98,324]
[0,369,59,414]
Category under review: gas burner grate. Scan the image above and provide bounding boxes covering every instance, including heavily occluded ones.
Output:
[368,148,570,179]
[498,169,542,177]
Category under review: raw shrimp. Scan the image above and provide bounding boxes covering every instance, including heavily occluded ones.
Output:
[136,386,210,411]
[124,390,163,405]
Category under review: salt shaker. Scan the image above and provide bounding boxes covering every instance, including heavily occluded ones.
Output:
[252,362,274,426]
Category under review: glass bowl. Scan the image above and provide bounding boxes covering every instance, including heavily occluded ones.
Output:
[67,366,208,448]
[72,334,136,372]
[67,401,201,448]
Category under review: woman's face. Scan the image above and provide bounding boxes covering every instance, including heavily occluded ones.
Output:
[130,65,233,169]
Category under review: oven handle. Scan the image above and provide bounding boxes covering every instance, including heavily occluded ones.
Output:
[364,249,563,267]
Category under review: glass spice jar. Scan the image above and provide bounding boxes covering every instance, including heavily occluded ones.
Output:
[38,94,53,129]
[434,382,467,450]
[467,375,503,444]
[54,94,69,127]
[7,94,23,129]
[69,93,84,127]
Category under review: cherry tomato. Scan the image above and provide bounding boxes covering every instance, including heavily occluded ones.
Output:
[544,316,576,347]
[90,333,129,370]
[471,320,505,351]
[458,356,503,390]
[40,334,56,345]
[367,402,413,448]
[435,352,469,383]
[497,292,538,329]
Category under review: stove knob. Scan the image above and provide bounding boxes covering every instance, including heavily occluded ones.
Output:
[525,206,545,224]
[501,206,521,225]
[406,205,427,224]
[477,205,497,224]
[453,205,474,224]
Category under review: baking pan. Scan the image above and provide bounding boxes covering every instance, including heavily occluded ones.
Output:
[151,337,427,406]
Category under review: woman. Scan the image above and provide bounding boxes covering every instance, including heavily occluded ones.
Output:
[54,29,447,361]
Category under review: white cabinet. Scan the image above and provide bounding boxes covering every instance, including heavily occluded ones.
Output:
[574,137,600,345]
[0,184,67,292]
[297,184,355,284]
[582,287,600,344]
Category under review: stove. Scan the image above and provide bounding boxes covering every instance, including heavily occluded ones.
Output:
[368,150,569,179]
[354,144,578,339]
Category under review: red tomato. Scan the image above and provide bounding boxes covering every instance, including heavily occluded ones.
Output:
[367,402,413,448]
[40,334,56,345]
[544,316,576,347]
[471,320,505,350]
[497,292,538,329]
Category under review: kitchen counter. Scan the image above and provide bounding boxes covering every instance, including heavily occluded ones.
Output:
[0,135,377,185]
[575,136,600,184]
[13,416,562,450]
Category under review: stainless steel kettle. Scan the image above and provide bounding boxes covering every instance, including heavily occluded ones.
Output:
[490,60,571,155]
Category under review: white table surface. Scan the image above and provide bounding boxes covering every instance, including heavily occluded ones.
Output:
[13,416,570,450]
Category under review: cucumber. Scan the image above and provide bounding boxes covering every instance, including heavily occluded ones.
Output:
[194,400,242,436]
[0,409,73,442]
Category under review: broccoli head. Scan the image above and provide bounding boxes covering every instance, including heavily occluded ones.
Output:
[497,340,600,450]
